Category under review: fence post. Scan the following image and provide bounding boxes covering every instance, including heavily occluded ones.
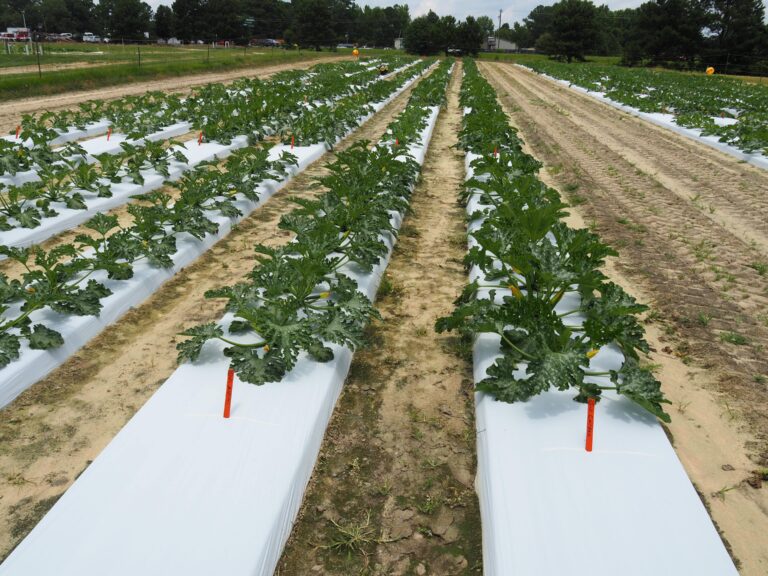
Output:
[36,42,41,78]
[137,45,141,68]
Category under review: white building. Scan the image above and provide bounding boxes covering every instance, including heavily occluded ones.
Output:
[484,36,517,52]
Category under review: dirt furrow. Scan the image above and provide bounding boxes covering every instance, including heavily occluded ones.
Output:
[507,64,768,248]
[479,60,768,576]
[277,63,482,576]
[0,73,424,563]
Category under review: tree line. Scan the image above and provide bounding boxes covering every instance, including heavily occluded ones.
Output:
[2,0,766,74]
[0,0,409,48]
[499,0,768,74]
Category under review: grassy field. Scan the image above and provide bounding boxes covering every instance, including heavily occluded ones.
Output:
[0,44,400,101]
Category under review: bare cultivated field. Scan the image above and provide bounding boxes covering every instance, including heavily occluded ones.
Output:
[480,60,768,576]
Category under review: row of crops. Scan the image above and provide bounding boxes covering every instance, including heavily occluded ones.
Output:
[0,58,422,236]
[522,59,768,156]
[0,57,433,406]
[177,61,454,384]
[440,59,670,422]
[446,60,737,576]
[3,58,405,146]
[0,61,454,576]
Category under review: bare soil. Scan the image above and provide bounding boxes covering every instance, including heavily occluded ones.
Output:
[0,55,344,132]
[0,61,106,76]
[479,60,768,576]
[277,63,482,576]
[0,71,423,563]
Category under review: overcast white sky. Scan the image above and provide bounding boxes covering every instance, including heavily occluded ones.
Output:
[145,0,647,25]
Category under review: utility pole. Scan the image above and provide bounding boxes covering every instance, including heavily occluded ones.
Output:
[21,9,26,29]
[497,9,502,51]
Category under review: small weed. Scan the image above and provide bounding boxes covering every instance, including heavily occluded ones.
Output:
[422,458,441,470]
[407,405,427,424]
[416,494,441,515]
[692,240,714,261]
[711,485,737,501]
[400,223,420,238]
[323,511,379,555]
[753,374,766,384]
[373,482,392,497]
[378,275,393,297]
[645,308,663,323]
[720,331,748,345]
[569,193,586,206]
[748,262,767,276]
[564,182,580,193]
[697,313,712,326]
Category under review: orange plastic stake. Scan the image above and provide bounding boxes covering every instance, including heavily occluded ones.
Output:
[585,398,596,452]
[395,138,399,146]
[223,368,234,418]
[198,131,203,146]
[15,125,20,139]
[107,127,112,141]
[291,135,295,150]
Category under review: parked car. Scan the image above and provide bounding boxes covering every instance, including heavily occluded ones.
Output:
[82,32,100,43]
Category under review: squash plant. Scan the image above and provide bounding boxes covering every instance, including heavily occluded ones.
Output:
[177,60,449,385]
[436,60,671,422]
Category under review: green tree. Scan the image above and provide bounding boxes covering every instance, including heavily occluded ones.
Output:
[100,0,151,39]
[242,0,291,39]
[703,0,768,73]
[204,0,244,41]
[438,14,458,51]
[498,21,532,48]
[548,0,600,61]
[457,15,484,54]
[38,0,72,32]
[172,0,204,40]
[476,14,495,38]
[154,4,175,38]
[403,10,441,54]
[292,0,332,49]
[624,0,706,67]
[65,0,97,33]
[523,4,555,45]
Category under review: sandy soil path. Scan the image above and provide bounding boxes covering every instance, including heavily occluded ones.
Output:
[480,60,768,576]
[277,63,482,576]
[0,69,423,563]
[0,55,344,132]
[0,61,106,76]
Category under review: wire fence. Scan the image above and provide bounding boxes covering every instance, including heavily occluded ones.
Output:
[0,40,301,79]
